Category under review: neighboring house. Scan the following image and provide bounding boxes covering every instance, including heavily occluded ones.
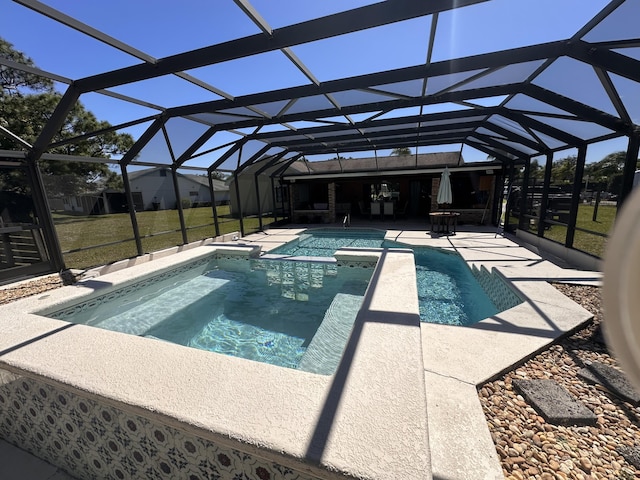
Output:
[58,189,128,215]
[228,161,278,217]
[128,168,230,211]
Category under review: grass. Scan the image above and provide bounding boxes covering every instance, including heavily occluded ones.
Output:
[54,202,616,270]
[508,203,616,258]
[540,203,616,258]
[53,205,274,270]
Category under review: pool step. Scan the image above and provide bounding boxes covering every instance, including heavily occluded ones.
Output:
[261,260,337,295]
[471,264,523,312]
[298,293,363,375]
[96,271,233,335]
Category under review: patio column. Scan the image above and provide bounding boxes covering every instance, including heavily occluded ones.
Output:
[431,178,439,211]
[120,164,143,256]
[328,182,336,223]
[289,182,298,222]
[565,145,587,249]
[618,135,640,208]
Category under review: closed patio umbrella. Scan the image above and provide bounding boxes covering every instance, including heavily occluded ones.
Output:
[437,167,452,208]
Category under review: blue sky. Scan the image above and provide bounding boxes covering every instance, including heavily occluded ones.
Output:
[2,0,631,167]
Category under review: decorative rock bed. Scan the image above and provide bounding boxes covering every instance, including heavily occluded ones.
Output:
[479,284,640,479]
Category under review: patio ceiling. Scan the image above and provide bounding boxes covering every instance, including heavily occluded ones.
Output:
[1,0,639,174]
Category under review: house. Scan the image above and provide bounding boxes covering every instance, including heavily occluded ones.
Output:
[240,152,503,224]
[227,161,279,217]
[128,168,230,211]
[53,189,128,215]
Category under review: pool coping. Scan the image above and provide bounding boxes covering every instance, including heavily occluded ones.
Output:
[0,242,430,479]
[393,229,599,479]
[245,227,601,479]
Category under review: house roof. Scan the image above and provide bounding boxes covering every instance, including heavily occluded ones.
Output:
[184,174,228,191]
[128,167,228,191]
[284,152,465,177]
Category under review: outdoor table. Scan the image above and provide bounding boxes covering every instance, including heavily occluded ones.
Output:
[429,211,460,235]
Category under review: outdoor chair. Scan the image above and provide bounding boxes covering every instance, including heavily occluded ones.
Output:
[358,201,370,218]
[396,201,408,219]
[370,201,381,220]
[383,202,395,220]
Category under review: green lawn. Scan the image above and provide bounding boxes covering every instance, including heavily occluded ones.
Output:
[54,202,616,270]
[542,203,616,258]
[508,203,616,258]
[53,206,274,270]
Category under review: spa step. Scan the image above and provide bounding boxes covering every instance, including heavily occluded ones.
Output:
[513,379,597,426]
[96,271,234,335]
[577,361,640,406]
[261,259,337,290]
[297,293,363,375]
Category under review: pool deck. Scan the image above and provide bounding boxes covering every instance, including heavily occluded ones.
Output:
[241,224,601,479]
[0,224,601,480]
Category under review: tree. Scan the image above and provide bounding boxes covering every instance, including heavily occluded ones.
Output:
[551,155,577,186]
[210,171,228,181]
[0,37,133,195]
[0,38,53,95]
[391,147,412,156]
[529,158,544,181]
[583,151,639,192]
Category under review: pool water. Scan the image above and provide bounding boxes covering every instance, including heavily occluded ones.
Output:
[271,228,387,257]
[47,257,372,374]
[413,247,497,325]
[273,228,499,325]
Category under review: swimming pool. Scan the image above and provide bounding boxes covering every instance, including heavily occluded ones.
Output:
[271,228,516,325]
[5,243,431,480]
[45,255,373,375]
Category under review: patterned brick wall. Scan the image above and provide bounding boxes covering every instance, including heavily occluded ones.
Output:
[0,368,323,480]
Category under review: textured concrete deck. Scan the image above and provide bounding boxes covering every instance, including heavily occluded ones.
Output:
[2,224,601,479]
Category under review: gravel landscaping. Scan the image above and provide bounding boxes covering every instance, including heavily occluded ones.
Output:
[480,284,640,480]
[0,274,64,306]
